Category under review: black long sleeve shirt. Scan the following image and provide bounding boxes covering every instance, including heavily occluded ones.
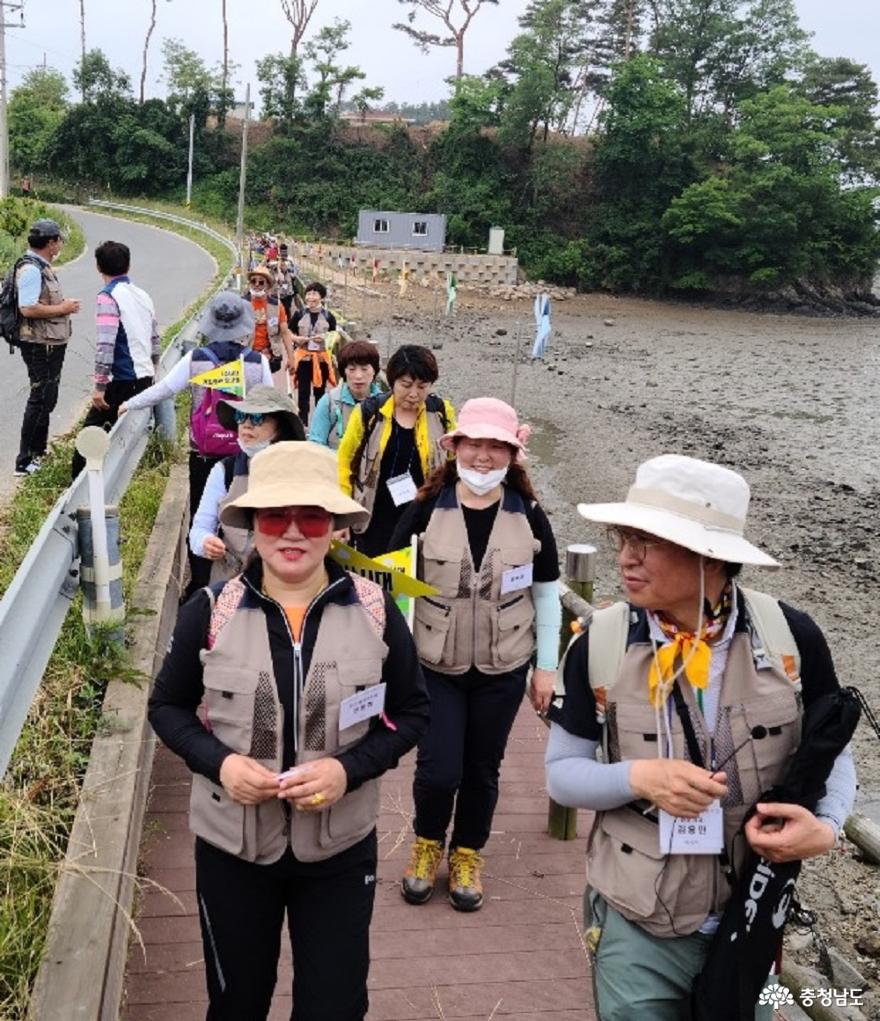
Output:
[148,559,429,790]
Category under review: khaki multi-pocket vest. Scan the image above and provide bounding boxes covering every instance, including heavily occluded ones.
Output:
[18,259,70,345]
[413,484,539,676]
[296,308,331,351]
[209,469,252,584]
[352,399,448,532]
[189,574,388,864]
[586,630,803,937]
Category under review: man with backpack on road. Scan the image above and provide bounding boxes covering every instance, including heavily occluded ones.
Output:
[71,240,160,479]
[9,218,80,477]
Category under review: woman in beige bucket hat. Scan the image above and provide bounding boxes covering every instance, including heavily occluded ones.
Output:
[545,454,856,1021]
[149,441,429,1020]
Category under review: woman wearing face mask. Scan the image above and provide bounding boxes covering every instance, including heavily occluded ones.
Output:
[388,398,561,913]
[244,265,295,374]
[149,442,430,1021]
[190,385,306,584]
[337,344,455,558]
[308,341,384,450]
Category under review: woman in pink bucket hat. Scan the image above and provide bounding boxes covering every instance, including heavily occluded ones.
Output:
[388,397,562,912]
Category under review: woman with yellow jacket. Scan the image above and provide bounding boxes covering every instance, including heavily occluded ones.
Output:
[337,344,455,557]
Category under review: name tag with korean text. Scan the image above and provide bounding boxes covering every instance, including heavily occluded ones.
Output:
[659,800,723,854]
[501,562,533,595]
[339,683,387,732]
[386,472,417,507]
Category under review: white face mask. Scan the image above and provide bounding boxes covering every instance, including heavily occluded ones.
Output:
[238,438,272,458]
[250,288,266,299]
[458,465,508,496]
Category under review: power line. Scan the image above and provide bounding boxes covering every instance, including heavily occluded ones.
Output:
[0,1,25,197]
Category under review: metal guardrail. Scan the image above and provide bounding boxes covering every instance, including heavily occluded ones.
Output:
[0,202,237,777]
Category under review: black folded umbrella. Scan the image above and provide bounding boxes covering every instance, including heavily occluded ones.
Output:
[690,687,861,1021]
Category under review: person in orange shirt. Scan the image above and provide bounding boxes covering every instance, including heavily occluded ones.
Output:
[244,266,295,374]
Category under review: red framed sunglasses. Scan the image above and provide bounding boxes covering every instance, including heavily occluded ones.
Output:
[253,506,333,539]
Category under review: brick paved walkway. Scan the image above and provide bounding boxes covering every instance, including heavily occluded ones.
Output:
[124,699,597,1020]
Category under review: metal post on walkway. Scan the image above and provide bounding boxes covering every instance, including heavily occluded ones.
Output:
[547,544,598,841]
[74,427,125,637]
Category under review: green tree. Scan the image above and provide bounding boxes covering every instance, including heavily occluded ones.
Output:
[8,69,68,172]
[161,38,226,124]
[393,0,500,78]
[302,20,365,121]
[798,55,880,183]
[73,49,131,104]
[257,53,307,132]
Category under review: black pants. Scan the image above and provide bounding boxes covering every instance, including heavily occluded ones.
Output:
[195,832,377,1021]
[295,358,329,426]
[186,451,223,595]
[413,663,527,850]
[17,341,67,471]
[71,376,153,479]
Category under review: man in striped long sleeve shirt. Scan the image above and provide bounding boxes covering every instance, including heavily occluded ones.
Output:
[72,240,160,478]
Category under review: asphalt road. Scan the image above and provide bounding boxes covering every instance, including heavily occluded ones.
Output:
[0,207,217,501]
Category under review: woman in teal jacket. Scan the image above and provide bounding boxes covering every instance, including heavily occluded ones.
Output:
[309,340,383,449]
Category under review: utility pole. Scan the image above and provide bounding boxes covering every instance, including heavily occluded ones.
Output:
[0,2,24,199]
[235,82,251,283]
[185,112,194,206]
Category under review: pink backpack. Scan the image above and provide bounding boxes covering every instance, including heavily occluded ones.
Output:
[190,349,242,457]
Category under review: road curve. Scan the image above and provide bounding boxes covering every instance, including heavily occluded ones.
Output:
[0,207,217,501]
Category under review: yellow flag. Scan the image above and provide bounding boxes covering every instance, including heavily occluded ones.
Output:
[329,540,438,599]
[190,359,246,397]
[399,259,409,297]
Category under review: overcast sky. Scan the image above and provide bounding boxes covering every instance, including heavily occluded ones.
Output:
[6,0,879,110]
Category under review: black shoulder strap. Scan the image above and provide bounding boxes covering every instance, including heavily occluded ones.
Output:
[223,455,236,489]
[671,680,705,769]
[424,393,447,430]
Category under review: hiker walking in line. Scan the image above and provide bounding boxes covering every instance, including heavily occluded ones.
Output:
[14,218,80,477]
[149,441,429,1021]
[119,291,270,592]
[391,397,561,912]
[244,264,294,374]
[189,385,305,584]
[289,281,337,427]
[72,240,160,479]
[308,340,383,450]
[337,344,455,558]
[545,455,857,1021]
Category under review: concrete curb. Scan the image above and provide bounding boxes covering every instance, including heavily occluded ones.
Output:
[28,465,189,1020]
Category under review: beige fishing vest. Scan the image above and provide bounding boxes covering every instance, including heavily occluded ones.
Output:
[189,575,388,864]
[586,631,803,937]
[414,484,539,676]
[18,258,70,345]
[296,307,331,351]
[251,295,284,358]
[353,398,448,531]
[209,468,252,584]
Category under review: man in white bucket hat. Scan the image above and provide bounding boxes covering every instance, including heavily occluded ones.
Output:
[545,455,856,1021]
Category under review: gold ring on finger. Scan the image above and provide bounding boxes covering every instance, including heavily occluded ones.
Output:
[311,792,325,806]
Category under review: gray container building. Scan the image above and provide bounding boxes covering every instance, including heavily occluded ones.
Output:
[356,210,447,252]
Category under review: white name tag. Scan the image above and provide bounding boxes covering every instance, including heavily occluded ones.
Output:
[386,472,417,507]
[339,683,386,732]
[501,562,533,595]
[307,339,322,351]
[659,800,723,855]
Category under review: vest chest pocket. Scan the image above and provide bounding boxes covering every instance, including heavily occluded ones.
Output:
[318,779,380,851]
[413,597,456,666]
[189,774,245,857]
[335,658,385,750]
[201,665,260,756]
[491,593,535,669]
[612,703,682,763]
[420,538,462,595]
[731,693,801,806]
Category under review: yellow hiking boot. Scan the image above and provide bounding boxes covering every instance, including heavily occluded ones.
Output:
[401,837,444,905]
[448,846,484,912]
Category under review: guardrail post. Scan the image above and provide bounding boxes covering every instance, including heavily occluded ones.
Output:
[547,544,598,841]
[74,427,125,638]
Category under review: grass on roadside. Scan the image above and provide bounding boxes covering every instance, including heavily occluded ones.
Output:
[0,206,232,1018]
